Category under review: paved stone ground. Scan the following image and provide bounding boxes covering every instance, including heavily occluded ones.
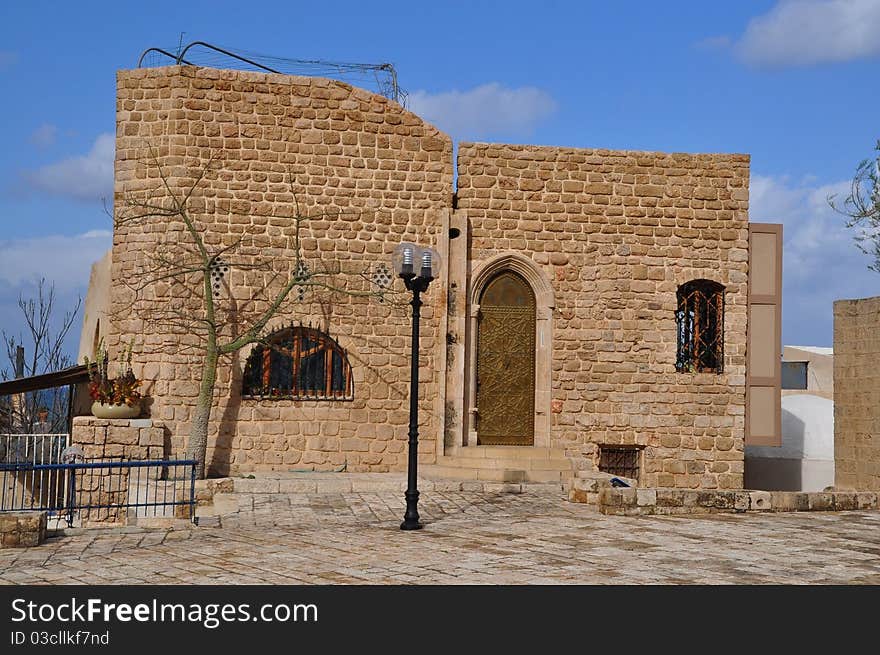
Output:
[2,490,880,584]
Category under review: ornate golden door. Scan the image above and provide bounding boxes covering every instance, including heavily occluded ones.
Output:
[476,271,536,445]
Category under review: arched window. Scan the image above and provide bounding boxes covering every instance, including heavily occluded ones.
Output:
[676,280,724,373]
[242,326,353,400]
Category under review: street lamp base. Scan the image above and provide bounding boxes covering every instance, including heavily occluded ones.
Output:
[401,488,421,530]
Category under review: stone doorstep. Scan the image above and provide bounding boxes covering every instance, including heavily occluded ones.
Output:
[435,457,572,472]
[421,464,569,484]
[444,446,568,460]
[236,473,565,494]
[192,472,566,517]
[585,488,880,516]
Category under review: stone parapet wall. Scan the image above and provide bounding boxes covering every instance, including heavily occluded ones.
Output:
[596,486,878,515]
[834,296,880,490]
[456,144,750,488]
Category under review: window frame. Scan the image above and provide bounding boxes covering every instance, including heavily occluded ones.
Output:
[241,326,354,401]
[675,279,725,374]
[781,360,809,391]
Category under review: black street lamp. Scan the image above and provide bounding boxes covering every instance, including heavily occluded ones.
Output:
[392,242,440,530]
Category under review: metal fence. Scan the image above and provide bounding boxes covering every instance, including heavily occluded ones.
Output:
[0,459,197,527]
[0,433,69,465]
[0,433,69,523]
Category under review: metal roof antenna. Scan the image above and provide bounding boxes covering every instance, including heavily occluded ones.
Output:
[136,40,403,103]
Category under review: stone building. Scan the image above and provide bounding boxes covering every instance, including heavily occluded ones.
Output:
[834,296,880,491]
[80,65,783,490]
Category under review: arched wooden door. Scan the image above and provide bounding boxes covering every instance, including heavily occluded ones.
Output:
[476,271,536,445]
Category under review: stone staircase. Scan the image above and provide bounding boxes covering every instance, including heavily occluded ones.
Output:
[421,446,573,485]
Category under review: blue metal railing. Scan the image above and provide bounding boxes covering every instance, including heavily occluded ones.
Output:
[0,459,197,527]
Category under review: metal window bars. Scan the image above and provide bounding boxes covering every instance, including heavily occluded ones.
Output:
[598,447,640,481]
[242,325,353,400]
[676,280,725,373]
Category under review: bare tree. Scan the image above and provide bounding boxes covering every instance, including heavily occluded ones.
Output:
[830,139,880,271]
[1,279,81,434]
[114,145,392,478]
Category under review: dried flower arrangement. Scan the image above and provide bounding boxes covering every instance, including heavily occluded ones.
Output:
[83,339,143,407]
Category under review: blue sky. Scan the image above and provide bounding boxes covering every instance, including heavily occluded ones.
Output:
[1,0,879,361]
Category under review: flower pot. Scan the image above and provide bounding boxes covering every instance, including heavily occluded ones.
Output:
[91,401,141,420]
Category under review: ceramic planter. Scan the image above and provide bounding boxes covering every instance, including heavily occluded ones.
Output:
[91,401,141,420]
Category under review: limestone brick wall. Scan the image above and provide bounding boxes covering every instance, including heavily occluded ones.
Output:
[456,144,750,489]
[834,296,880,491]
[110,66,453,475]
[71,417,165,461]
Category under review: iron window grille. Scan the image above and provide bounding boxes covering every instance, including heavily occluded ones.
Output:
[242,325,353,400]
[598,446,641,480]
[675,279,725,374]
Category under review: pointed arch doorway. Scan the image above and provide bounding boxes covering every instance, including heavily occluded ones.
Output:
[475,271,536,445]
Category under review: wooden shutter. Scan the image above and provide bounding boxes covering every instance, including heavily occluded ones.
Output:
[745,223,783,446]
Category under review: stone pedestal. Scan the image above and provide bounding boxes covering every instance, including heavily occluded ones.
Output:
[71,416,165,460]
[69,417,167,526]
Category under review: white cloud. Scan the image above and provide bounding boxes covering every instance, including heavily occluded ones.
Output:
[750,174,879,345]
[23,133,114,202]
[0,231,112,294]
[0,231,109,361]
[736,0,880,66]
[407,83,557,140]
[0,231,112,356]
[29,123,58,148]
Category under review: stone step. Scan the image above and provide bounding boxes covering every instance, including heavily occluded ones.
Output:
[421,464,569,484]
[445,446,567,460]
[225,472,570,494]
[434,455,572,472]
[194,477,568,519]
[233,475,407,494]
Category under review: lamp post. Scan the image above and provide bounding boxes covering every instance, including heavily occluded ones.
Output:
[392,242,440,530]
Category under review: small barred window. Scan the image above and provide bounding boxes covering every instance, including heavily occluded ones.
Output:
[675,279,724,373]
[598,446,641,480]
[242,326,353,400]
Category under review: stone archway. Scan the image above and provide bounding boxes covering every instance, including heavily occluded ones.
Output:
[466,253,554,448]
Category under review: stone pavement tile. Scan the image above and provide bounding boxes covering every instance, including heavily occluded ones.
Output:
[3,492,880,584]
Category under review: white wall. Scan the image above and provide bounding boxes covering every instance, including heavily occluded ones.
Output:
[745,393,834,492]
